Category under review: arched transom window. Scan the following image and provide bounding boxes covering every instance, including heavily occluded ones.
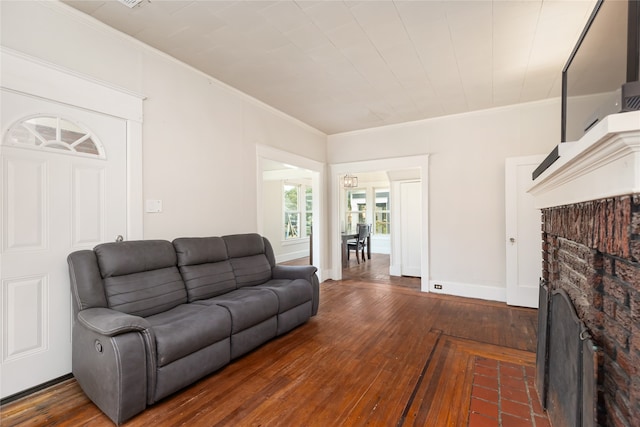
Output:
[3,115,104,158]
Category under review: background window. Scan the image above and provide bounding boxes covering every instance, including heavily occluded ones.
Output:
[345,189,366,234]
[305,186,313,237]
[284,183,312,240]
[375,189,390,235]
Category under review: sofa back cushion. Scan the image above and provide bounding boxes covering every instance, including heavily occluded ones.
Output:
[223,234,272,287]
[94,240,186,317]
[173,237,237,301]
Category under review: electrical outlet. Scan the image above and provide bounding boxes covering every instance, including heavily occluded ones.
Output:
[434,284,442,290]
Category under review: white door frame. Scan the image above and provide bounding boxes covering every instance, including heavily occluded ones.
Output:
[329,155,429,291]
[256,145,325,281]
[1,48,144,240]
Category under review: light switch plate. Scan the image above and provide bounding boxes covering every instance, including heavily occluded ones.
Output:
[145,199,162,213]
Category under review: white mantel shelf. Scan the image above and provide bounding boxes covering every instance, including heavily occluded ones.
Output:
[529,111,640,209]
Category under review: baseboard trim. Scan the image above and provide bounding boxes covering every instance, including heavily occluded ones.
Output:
[0,373,73,405]
[428,280,506,303]
[275,250,309,264]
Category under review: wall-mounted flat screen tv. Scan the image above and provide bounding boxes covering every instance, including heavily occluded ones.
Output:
[562,0,640,142]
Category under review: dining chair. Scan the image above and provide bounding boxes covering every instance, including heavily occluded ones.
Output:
[347,224,369,264]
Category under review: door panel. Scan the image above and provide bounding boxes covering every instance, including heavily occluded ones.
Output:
[4,157,46,250]
[400,181,421,277]
[505,155,545,308]
[73,165,105,245]
[0,89,127,398]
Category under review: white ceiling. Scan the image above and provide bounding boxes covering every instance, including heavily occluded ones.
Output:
[62,0,597,134]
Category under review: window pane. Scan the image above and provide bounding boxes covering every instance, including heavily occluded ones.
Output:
[4,116,102,157]
[375,189,389,211]
[358,212,366,225]
[284,184,298,211]
[284,212,300,239]
[346,189,366,211]
[306,212,312,236]
[305,186,312,212]
[345,212,355,234]
[75,138,100,155]
[346,189,366,234]
[375,212,390,234]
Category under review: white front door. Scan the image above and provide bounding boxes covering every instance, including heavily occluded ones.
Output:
[0,89,127,398]
[400,181,421,277]
[505,155,546,308]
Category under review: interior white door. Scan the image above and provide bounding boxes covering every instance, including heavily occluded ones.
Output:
[0,89,127,398]
[505,155,546,308]
[400,181,421,277]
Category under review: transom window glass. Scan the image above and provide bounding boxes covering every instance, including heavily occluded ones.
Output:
[345,189,367,234]
[4,115,103,158]
[284,183,312,240]
[375,188,390,235]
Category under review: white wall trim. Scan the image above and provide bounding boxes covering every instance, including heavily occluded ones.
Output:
[0,47,145,121]
[126,121,144,240]
[329,155,429,291]
[428,280,507,303]
[1,48,144,241]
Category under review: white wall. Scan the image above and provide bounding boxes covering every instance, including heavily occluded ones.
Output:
[0,0,326,241]
[328,100,560,299]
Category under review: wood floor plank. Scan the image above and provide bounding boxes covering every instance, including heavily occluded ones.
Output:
[1,266,538,427]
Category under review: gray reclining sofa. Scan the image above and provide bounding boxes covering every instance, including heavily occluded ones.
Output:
[67,233,319,425]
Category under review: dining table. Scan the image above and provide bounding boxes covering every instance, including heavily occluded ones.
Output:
[341,232,371,268]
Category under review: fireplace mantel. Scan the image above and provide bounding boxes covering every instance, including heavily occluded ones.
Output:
[529,111,640,209]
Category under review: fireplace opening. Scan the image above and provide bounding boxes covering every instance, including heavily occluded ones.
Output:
[536,282,599,427]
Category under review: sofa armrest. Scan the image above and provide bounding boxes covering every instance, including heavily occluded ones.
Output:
[78,307,150,337]
[272,265,320,316]
[272,265,316,280]
[73,320,150,424]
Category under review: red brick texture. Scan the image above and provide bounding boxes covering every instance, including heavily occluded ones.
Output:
[541,195,640,427]
[468,357,549,427]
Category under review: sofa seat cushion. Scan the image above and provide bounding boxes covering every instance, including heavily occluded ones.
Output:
[251,279,313,313]
[146,304,231,367]
[195,289,278,334]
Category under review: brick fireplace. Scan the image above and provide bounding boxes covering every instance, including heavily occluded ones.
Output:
[542,196,640,425]
[529,111,640,427]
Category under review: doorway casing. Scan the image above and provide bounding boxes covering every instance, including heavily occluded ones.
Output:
[256,145,325,281]
[330,155,429,291]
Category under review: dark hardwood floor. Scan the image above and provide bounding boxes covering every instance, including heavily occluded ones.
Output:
[1,256,538,427]
[341,253,421,291]
[284,253,421,291]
